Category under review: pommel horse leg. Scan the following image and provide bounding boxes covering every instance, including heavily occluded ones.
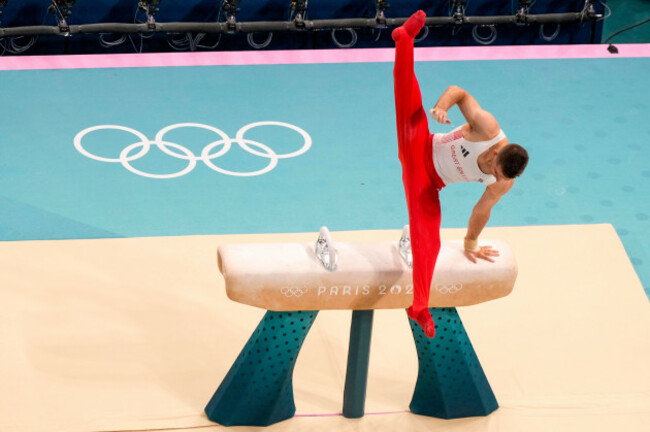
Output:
[205,310,318,427]
[408,307,498,418]
[343,309,374,418]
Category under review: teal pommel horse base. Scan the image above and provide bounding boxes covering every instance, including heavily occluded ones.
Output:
[206,227,517,426]
[205,310,320,426]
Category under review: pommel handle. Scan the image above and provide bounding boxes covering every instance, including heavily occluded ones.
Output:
[315,226,338,272]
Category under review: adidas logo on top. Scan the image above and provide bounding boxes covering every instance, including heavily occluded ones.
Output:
[461,145,470,157]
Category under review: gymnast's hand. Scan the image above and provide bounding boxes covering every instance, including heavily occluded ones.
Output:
[430,107,452,124]
[464,245,500,264]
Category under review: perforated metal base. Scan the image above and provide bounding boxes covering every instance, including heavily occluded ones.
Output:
[408,307,498,418]
[205,310,318,427]
[206,307,497,426]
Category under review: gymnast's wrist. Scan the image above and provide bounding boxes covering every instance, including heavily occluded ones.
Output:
[464,237,479,252]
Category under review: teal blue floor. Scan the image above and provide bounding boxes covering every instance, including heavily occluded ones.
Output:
[1,56,648,296]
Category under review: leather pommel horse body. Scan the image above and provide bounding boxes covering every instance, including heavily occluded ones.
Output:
[206,228,517,426]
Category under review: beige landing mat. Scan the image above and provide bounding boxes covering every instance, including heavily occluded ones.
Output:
[1,224,649,432]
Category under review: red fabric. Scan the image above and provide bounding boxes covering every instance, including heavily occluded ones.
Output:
[392,11,444,338]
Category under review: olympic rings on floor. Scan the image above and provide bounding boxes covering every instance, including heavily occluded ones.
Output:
[73,121,312,179]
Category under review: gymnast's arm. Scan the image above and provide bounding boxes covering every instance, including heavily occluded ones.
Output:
[429,86,500,137]
[464,180,514,263]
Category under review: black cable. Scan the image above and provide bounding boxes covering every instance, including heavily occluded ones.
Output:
[603,17,650,44]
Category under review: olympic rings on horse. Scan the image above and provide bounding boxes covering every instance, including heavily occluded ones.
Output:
[435,283,463,295]
[280,286,309,298]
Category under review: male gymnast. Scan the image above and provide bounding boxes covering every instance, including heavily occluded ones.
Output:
[392,11,529,338]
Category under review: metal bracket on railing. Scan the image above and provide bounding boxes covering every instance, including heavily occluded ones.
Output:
[375,0,389,27]
[581,0,600,22]
[291,0,308,30]
[315,226,338,272]
[452,0,466,25]
[398,225,412,269]
[138,0,161,30]
[222,0,241,32]
[51,0,75,34]
[515,0,531,25]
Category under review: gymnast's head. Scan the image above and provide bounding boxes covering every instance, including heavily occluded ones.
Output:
[495,143,529,180]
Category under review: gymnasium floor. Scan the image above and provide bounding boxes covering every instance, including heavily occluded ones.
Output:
[1,44,649,431]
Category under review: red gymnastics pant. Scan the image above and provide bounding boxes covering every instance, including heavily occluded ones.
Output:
[392,11,445,338]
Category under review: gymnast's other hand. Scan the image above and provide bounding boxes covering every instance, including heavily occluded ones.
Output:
[430,107,452,124]
[464,245,499,263]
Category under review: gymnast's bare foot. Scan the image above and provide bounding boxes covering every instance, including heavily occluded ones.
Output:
[408,305,436,338]
[392,10,426,42]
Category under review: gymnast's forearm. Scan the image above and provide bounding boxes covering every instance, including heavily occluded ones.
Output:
[465,207,491,243]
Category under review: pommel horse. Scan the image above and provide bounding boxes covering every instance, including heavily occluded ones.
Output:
[205,227,517,426]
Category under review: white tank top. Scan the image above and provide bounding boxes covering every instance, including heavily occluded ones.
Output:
[432,126,506,186]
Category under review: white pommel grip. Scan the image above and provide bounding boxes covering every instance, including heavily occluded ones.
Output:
[315,226,338,272]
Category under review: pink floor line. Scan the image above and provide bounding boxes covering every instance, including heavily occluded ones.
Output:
[0,43,649,71]
[295,410,410,418]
